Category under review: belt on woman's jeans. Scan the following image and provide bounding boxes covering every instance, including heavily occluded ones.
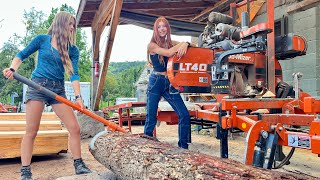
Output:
[32,78,64,86]
[153,71,168,78]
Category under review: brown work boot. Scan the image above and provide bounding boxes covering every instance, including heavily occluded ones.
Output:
[74,158,92,175]
[21,165,32,180]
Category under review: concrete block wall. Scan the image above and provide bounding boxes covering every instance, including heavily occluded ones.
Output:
[285,6,320,96]
[252,2,320,96]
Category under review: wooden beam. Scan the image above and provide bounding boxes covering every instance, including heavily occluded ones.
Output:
[192,0,231,22]
[0,121,62,131]
[75,0,87,27]
[137,8,204,16]
[287,0,320,13]
[92,0,115,31]
[83,2,100,12]
[78,12,96,21]
[91,8,113,102]
[122,1,212,10]
[235,0,265,25]
[93,0,123,110]
[121,19,201,36]
[168,14,199,19]
[0,112,59,121]
[0,130,68,159]
[120,10,205,32]
[119,10,206,36]
[92,7,114,60]
[78,23,92,27]
[92,30,101,62]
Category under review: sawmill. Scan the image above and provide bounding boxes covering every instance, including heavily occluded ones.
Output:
[75,0,319,179]
[1,0,320,179]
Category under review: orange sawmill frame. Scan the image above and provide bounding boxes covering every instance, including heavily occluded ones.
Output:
[157,95,320,165]
[157,0,319,168]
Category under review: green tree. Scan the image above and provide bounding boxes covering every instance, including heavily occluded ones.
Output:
[102,72,119,106]
[0,37,21,104]
[101,61,145,106]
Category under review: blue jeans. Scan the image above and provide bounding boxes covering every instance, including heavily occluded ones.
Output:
[144,73,190,149]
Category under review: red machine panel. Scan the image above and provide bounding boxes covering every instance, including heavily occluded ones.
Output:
[167,47,213,92]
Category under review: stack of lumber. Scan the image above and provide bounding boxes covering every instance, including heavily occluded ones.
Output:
[90,132,313,179]
[0,112,68,159]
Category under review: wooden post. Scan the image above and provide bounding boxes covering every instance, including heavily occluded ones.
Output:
[93,0,123,110]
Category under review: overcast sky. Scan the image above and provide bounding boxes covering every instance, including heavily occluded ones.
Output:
[0,0,190,62]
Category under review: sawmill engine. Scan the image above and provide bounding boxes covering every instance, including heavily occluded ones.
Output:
[167,12,307,98]
[199,12,272,97]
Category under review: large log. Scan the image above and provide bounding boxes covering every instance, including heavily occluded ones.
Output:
[89,132,314,179]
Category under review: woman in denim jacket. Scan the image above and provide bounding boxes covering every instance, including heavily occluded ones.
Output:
[3,11,91,180]
[144,16,191,149]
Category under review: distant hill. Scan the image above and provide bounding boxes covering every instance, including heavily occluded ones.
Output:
[108,61,146,75]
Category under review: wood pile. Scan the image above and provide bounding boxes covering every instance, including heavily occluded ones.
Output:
[90,132,313,180]
[0,112,68,159]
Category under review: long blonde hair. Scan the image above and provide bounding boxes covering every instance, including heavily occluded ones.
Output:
[48,11,76,76]
[148,16,173,65]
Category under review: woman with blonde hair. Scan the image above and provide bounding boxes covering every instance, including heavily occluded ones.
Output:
[3,11,91,180]
[144,16,192,149]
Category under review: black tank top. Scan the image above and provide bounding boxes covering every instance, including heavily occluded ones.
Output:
[150,54,168,72]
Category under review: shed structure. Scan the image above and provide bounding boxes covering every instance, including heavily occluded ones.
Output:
[75,0,320,110]
[76,0,261,110]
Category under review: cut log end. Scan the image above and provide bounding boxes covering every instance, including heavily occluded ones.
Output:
[89,132,315,180]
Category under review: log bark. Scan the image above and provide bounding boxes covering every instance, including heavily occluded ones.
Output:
[89,131,313,180]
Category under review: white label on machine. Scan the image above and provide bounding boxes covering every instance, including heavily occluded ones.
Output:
[288,134,311,149]
[199,77,208,83]
[211,63,228,81]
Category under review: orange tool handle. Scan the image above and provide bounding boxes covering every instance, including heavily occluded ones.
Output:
[12,71,127,133]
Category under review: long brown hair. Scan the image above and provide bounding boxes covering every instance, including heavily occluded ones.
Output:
[148,16,173,65]
[48,11,76,76]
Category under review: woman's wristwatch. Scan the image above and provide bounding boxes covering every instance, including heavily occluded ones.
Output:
[75,94,82,100]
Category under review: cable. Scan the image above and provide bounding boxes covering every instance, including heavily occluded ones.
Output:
[273,147,295,169]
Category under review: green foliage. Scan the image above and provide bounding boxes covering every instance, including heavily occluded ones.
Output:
[76,30,91,82]
[101,61,146,104]
[0,37,23,104]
